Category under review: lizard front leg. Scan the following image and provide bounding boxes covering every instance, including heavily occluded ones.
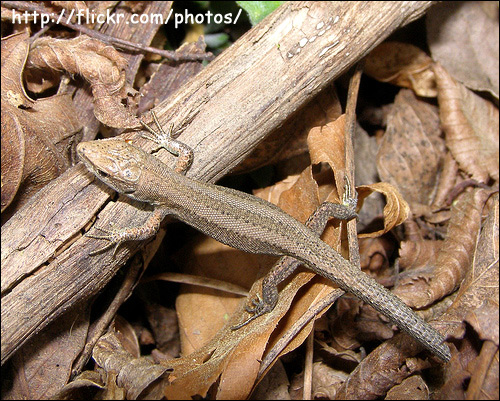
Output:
[87,207,165,257]
[84,112,193,257]
[140,111,193,174]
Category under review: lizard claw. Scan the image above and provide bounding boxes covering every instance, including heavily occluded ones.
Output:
[231,294,273,330]
[87,226,124,257]
[244,294,263,313]
[342,175,358,212]
[140,111,193,174]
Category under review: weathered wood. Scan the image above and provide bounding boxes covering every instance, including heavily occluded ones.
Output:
[1,1,434,364]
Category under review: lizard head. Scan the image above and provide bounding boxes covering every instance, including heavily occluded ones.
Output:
[77,139,144,195]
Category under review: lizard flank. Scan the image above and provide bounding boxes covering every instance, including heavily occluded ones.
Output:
[77,117,451,362]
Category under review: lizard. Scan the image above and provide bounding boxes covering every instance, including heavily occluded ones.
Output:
[76,114,451,362]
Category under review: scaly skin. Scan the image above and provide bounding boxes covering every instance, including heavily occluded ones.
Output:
[77,137,450,362]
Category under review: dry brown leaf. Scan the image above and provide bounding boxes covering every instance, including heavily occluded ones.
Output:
[398,240,440,271]
[385,374,429,400]
[358,236,394,275]
[465,299,499,346]
[234,88,342,173]
[250,362,290,400]
[434,62,499,183]
[308,116,346,167]
[112,315,141,358]
[173,237,268,355]
[432,193,498,343]
[1,109,24,212]
[394,189,492,308]
[462,305,499,397]
[256,172,314,223]
[92,330,170,400]
[356,182,410,238]
[329,296,396,354]
[308,114,346,196]
[1,31,82,217]
[427,2,499,99]
[431,152,460,210]
[1,307,89,400]
[432,288,499,399]
[365,41,437,97]
[146,271,249,296]
[50,370,106,400]
[334,333,424,399]
[352,124,384,231]
[315,337,363,364]
[376,89,446,216]
[143,303,179,354]
[465,342,499,400]
[310,361,348,399]
[26,35,139,129]
[433,345,473,400]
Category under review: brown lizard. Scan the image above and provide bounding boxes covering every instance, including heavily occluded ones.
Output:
[76,116,451,362]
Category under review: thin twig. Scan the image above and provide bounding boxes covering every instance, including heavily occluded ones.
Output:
[3,1,214,61]
[344,60,365,267]
[70,256,144,379]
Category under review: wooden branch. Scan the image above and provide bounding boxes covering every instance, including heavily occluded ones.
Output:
[1,1,434,364]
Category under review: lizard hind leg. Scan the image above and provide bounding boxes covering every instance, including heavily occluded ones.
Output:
[231,197,358,330]
[87,226,126,257]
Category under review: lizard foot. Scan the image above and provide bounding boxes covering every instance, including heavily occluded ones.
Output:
[231,294,273,330]
[86,226,124,257]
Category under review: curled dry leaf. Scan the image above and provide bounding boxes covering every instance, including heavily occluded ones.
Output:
[377,89,445,216]
[1,31,82,216]
[429,194,498,398]
[398,239,440,272]
[50,370,106,400]
[308,114,346,197]
[434,63,499,183]
[394,188,492,308]
[356,182,410,239]
[365,41,437,97]
[26,35,140,129]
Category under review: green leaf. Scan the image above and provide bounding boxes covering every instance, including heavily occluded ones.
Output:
[236,1,284,25]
